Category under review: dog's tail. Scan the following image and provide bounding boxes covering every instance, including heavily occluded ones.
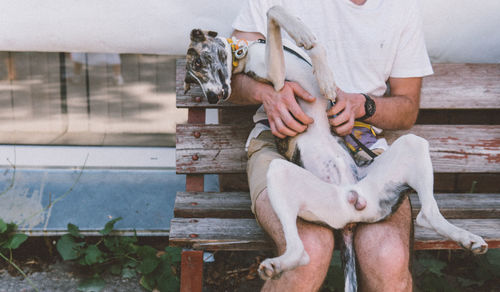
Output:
[341,223,357,292]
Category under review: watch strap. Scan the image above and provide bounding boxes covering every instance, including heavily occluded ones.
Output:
[357,93,375,121]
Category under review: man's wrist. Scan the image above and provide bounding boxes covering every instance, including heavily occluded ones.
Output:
[357,93,376,121]
[355,93,367,119]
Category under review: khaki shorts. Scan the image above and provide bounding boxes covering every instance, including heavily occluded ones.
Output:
[246,130,285,214]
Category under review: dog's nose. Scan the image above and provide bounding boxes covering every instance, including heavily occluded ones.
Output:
[207,91,219,104]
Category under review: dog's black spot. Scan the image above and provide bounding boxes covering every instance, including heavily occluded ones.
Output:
[208,31,218,38]
[246,71,273,86]
[190,29,206,42]
[378,183,412,220]
[187,48,199,57]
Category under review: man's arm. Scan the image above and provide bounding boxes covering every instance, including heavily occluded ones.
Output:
[327,77,422,135]
[228,30,316,138]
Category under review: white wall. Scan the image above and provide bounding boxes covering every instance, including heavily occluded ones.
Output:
[0,0,499,63]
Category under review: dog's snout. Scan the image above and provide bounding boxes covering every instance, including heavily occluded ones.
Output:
[207,91,219,104]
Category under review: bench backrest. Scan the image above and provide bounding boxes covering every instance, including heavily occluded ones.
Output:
[176,60,500,193]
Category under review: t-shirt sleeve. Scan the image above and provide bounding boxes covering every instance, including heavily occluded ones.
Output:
[390,0,433,78]
[232,0,275,37]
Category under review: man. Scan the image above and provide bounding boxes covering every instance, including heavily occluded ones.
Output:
[228,0,433,291]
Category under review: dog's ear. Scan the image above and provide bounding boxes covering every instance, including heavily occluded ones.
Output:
[207,31,218,38]
[184,82,191,94]
[184,73,196,93]
[190,29,206,42]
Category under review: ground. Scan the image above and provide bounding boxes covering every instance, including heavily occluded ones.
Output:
[1,238,499,292]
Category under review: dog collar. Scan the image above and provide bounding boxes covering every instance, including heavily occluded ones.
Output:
[227,37,248,68]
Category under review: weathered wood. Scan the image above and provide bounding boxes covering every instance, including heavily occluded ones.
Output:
[420,63,500,109]
[169,218,271,251]
[385,125,500,172]
[176,124,252,150]
[169,218,500,251]
[219,173,249,192]
[174,192,252,218]
[174,192,500,220]
[176,124,500,174]
[409,193,500,219]
[414,219,500,250]
[180,250,203,292]
[177,60,500,110]
[188,108,206,124]
[186,175,204,192]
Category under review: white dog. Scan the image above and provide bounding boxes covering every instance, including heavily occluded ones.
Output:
[184,5,488,291]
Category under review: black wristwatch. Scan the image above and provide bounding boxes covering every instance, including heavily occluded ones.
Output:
[357,93,376,121]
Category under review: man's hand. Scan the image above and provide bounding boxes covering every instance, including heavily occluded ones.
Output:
[262,81,316,138]
[327,89,364,136]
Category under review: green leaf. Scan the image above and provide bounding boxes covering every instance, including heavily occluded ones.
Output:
[137,256,160,275]
[157,273,180,292]
[57,234,81,261]
[0,219,7,233]
[84,244,104,266]
[68,223,84,238]
[77,276,106,292]
[6,234,28,249]
[110,264,122,275]
[137,245,157,258]
[99,217,122,235]
[418,258,446,277]
[457,276,482,287]
[165,246,182,263]
[486,249,500,270]
[139,275,154,291]
[122,267,136,279]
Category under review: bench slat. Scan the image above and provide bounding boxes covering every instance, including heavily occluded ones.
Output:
[176,124,500,173]
[174,192,500,220]
[169,218,500,251]
[421,63,500,109]
[176,60,500,109]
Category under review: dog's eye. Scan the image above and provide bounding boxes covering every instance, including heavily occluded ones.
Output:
[193,57,202,71]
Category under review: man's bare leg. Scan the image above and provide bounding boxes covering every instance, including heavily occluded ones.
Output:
[355,197,413,292]
[255,189,334,292]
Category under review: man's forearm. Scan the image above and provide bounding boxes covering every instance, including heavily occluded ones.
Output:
[228,73,269,105]
[367,94,419,130]
[361,77,422,130]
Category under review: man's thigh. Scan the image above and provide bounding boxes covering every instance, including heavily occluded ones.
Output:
[354,196,413,284]
[247,130,285,214]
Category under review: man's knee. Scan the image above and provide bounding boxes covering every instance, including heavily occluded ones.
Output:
[297,220,334,269]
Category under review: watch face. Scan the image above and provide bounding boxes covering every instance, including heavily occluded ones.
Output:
[366,99,375,116]
[364,95,376,117]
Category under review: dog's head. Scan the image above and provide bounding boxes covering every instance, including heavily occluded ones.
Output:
[184,29,233,104]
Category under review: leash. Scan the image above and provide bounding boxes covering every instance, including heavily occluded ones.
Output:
[327,100,379,160]
[255,39,312,67]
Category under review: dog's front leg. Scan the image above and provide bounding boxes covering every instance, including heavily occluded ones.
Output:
[266,5,337,101]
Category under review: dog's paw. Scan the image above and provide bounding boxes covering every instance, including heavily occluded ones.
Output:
[258,258,283,280]
[315,68,337,101]
[292,29,317,50]
[459,232,488,254]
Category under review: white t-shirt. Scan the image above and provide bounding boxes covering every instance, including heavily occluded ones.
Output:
[232,0,433,97]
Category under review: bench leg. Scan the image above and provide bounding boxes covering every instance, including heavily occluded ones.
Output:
[180,250,203,292]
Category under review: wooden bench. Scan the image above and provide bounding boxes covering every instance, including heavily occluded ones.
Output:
[170,61,500,292]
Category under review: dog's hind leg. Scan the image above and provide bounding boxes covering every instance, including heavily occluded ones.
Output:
[259,159,360,280]
[352,134,488,254]
[259,159,311,280]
